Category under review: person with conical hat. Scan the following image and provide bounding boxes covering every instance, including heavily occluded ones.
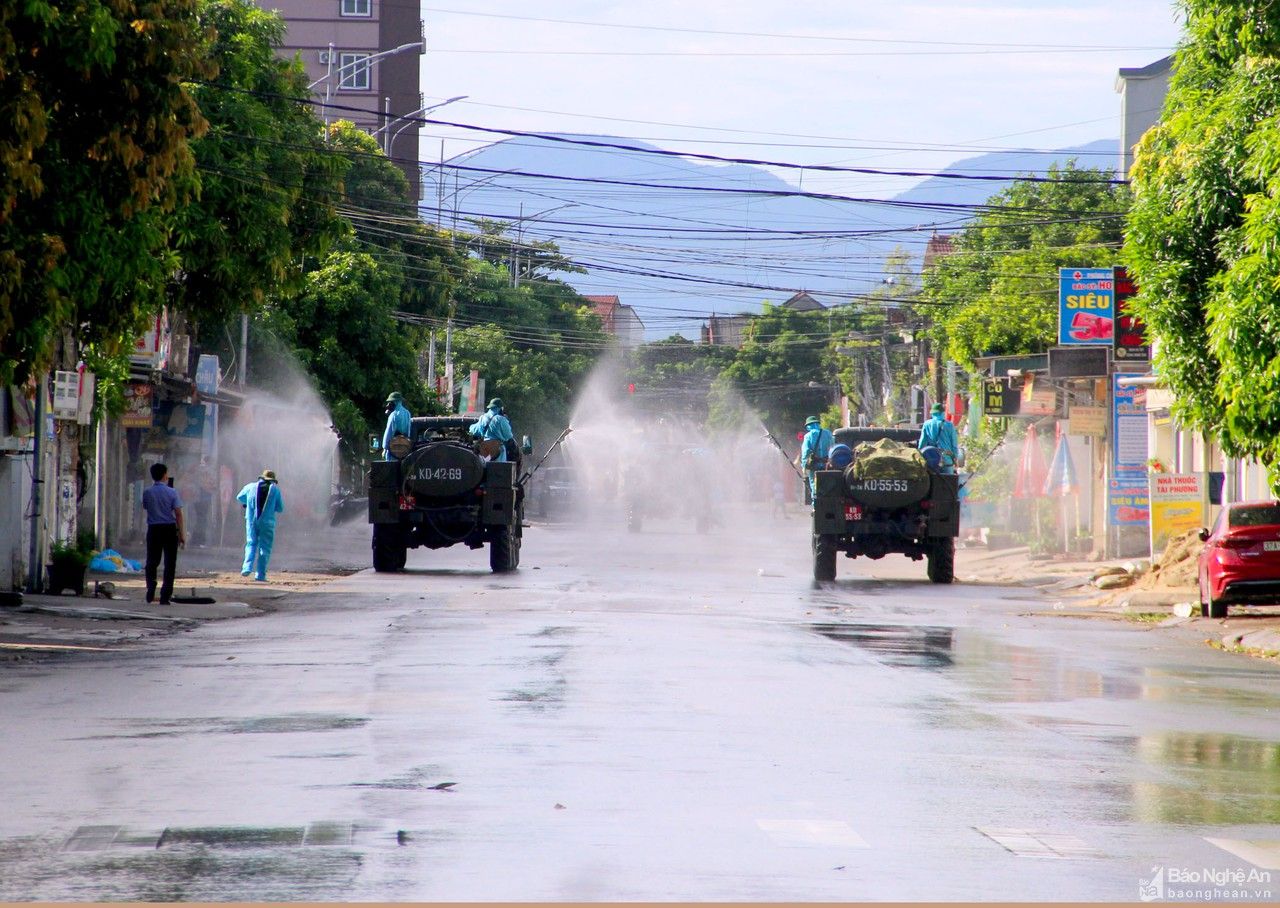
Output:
[236,469,284,581]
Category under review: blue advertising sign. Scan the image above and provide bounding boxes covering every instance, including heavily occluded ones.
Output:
[1110,373,1150,526]
[1059,267,1115,346]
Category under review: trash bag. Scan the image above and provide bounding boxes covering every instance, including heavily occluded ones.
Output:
[89,549,142,573]
[849,438,929,484]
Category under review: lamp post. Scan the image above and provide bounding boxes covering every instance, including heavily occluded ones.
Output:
[307,41,424,134]
[510,203,577,288]
[371,95,468,156]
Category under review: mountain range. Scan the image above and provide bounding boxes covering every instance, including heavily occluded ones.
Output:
[423,136,1119,336]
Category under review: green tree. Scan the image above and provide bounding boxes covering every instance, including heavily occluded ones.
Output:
[174,0,346,328]
[624,335,737,422]
[328,121,459,316]
[1125,0,1280,482]
[264,244,434,449]
[0,0,209,385]
[923,163,1129,369]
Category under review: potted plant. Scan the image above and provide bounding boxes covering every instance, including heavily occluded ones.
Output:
[47,529,94,596]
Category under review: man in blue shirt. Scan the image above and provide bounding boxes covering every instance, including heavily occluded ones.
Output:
[382,391,412,460]
[140,462,185,604]
[469,397,515,462]
[918,403,960,473]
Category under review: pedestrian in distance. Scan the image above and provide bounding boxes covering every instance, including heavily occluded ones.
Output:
[237,469,284,581]
[141,462,185,604]
[470,397,517,462]
[382,391,412,460]
[796,415,833,504]
[918,402,960,474]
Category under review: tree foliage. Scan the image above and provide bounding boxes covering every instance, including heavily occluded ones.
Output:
[329,121,459,316]
[0,0,209,384]
[1125,0,1280,481]
[264,244,435,449]
[175,0,347,328]
[923,163,1129,369]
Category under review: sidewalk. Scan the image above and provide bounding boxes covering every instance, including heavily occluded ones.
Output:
[1,526,368,663]
[957,543,1280,661]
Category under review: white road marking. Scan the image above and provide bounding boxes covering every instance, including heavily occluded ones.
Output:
[756,819,869,848]
[975,827,1101,859]
[1205,838,1280,870]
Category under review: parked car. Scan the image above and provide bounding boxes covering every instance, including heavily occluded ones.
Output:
[1197,500,1280,618]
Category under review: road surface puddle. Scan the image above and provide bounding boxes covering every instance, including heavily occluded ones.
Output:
[1132,731,1280,825]
[76,714,370,739]
[810,622,954,669]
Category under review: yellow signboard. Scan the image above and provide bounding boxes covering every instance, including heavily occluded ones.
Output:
[1067,405,1106,437]
[1148,472,1207,556]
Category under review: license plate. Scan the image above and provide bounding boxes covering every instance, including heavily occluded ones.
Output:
[1264,541,1280,551]
[844,505,863,521]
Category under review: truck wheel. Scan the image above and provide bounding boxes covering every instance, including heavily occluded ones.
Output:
[813,534,837,582]
[372,524,406,573]
[490,525,517,573]
[927,537,955,584]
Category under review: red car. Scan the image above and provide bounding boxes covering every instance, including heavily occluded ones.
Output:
[1197,500,1280,618]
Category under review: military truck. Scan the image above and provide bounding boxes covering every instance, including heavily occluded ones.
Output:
[811,427,960,583]
[367,416,524,573]
[622,442,715,533]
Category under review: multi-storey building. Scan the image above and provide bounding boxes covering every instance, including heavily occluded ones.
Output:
[262,0,425,198]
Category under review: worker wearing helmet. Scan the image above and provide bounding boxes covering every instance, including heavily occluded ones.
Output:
[797,415,833,503]
[382,391,412,460]
[918,402,959,473]
[470,397,515,461]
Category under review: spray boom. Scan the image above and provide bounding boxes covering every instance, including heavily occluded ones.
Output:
[519,426,574,488]
[763,428,806,480]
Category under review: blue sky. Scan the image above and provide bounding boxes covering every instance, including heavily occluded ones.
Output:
[417,1,1184,197]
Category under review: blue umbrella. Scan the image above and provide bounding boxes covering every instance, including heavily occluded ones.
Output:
[1043,433,1078,497]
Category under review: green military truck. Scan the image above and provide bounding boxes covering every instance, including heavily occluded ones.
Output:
[367,416,523,573]
[811,427,961,584]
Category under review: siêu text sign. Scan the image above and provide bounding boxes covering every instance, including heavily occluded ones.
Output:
[1059,267,1114,346]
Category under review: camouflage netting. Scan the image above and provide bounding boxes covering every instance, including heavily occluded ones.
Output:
[849,438,930,484]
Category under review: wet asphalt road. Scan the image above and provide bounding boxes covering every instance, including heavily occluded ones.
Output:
[2,507,1279,901]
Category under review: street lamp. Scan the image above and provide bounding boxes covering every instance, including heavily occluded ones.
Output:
[308,41,424,133]
[372,95,468,156]
[511,203,577,287]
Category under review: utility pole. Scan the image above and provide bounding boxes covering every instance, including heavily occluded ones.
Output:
[237,314,248,386]
[444,320,454,412]
[427,330,436,401]
[26,375,45,592]
[437,140,445,229]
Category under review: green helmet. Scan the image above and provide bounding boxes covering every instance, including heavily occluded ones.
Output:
[804,415,820,427]
[385,391,404,404]
[931,402,945,415]
[487,397,503,410]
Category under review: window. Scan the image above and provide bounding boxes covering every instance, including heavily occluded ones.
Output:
[338,52,370,90]
[341,0,371,16]
[1229,504,1280,527]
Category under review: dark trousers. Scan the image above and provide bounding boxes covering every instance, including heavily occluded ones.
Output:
[145,524,179,603]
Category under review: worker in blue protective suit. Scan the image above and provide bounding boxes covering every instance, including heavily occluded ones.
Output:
[469,397,515,462]
[918,402,960,474]
[797,415,833,503]
[382,391,412,460]
[236,469,284,581]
